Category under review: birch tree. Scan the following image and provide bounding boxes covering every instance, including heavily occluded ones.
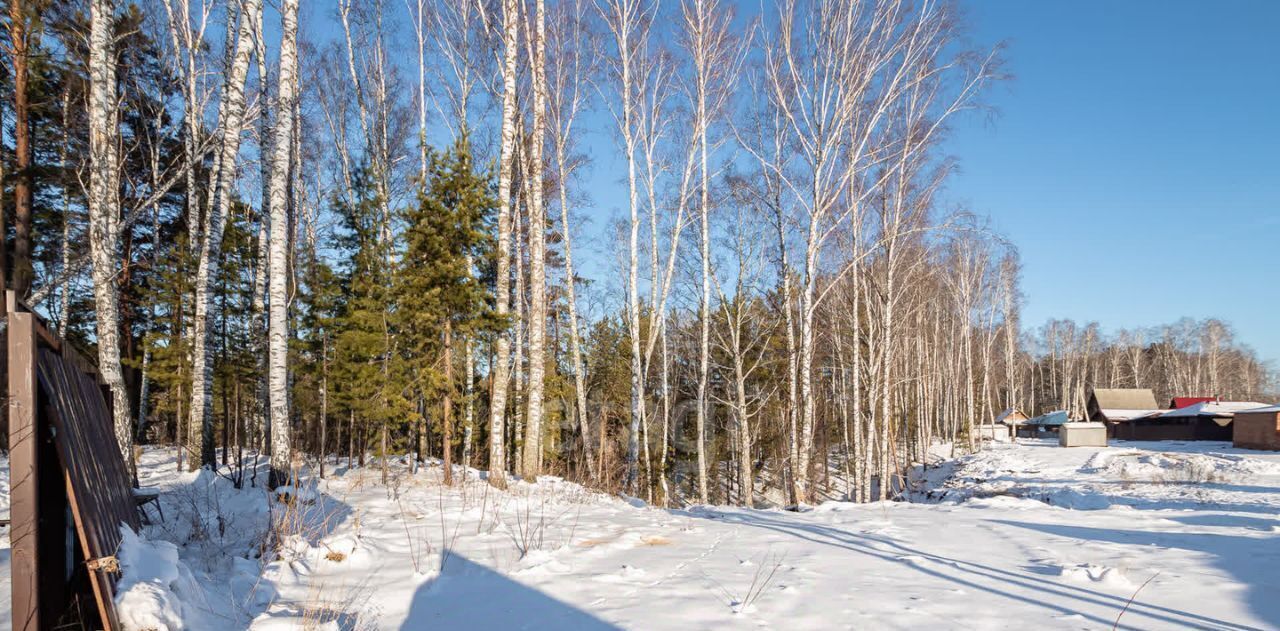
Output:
[521,0,550,479]
[546,0,597,479]
[680,0,740,503]
[488,0,521,489]
[597,0,654,493]
[88,0,132,467]
[190,0,263,469]
[267,0,300,489]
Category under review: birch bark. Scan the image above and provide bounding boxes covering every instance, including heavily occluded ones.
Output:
[88,0,133,469]
[488,0,521,489]
[522,0,549,479]
[190,0,263,468]
[268,0,301,489]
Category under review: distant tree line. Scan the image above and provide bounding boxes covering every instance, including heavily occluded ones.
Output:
[1017,318,1275,420]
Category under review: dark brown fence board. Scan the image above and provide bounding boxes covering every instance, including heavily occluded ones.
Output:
[37,347,138,631]
[8,296,137,631]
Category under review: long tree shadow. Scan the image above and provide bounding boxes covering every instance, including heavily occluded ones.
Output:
[402,553,621,630]
[995,519,1280,629]
[683,508,1266,631]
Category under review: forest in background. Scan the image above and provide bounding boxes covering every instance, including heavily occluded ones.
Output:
[1,0,1274,507]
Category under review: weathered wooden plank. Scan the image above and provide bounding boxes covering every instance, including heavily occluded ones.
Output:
[7,312,39,631]
[37,347,139,631]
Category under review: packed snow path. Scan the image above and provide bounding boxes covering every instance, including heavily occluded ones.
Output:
[3,440,1279,629]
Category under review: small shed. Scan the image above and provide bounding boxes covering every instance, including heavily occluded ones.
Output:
[1059,422,1108,447]
[995,408,1029,425]
[1086,388,1164,439]
[974,424,1012,442]
[1233,405,1280,451]
[1087,388,1161,421]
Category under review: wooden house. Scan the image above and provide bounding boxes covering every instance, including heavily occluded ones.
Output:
[1086,388,1163,439]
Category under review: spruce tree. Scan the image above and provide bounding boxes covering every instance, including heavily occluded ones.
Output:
[397,134,499,485]
[332,167,412,483]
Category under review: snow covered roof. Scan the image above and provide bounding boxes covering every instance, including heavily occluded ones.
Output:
[995,408,1028,424]
[1239,405,1280,414]
[1063,422,1106,429]
[1159,401,1272,419]
[1028,410,1069,426]
[1099,409,1163,422]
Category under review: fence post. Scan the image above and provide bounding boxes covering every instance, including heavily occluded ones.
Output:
[8,310,39,631]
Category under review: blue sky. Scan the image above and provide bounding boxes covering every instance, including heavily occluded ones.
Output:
[568,0,1280,360]
[296,0,1279,362]
[941,0,1280,362]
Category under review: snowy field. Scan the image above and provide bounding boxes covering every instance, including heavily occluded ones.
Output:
[2,440,1280,630]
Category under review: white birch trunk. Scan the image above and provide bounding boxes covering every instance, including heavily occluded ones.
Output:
[88,0,132,470]
[267,0,300,489]
[556,144,593,480]
[488,0,521,489]
[690,0,712,505]
[190,0,262,468]
[522,0,549,479]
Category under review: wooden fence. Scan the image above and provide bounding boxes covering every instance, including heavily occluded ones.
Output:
[8,292,138,630]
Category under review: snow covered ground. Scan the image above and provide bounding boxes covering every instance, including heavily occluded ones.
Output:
[3,440,1280,630]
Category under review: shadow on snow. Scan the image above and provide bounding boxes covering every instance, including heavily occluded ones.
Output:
[401,553,620,630]
[684,508,1269,631]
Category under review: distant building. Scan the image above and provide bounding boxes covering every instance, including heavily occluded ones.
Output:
[974,424,1013,442]
[1018,410,1068,438]
[1142,401,1267,441]
[994,408,1029,439]
[1233,405,1280,451]
[1100,393,1268,441]
[1086,388,1163,438]
[1059,422,1108,447]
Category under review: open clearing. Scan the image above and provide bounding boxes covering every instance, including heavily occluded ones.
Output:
[3,440,1279,630]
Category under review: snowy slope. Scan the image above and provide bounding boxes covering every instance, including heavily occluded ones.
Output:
[3,441,1280,630]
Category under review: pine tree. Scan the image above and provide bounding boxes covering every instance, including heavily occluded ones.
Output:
[293,248,343,479]
[397,135,500,485]
[331,167,412,485]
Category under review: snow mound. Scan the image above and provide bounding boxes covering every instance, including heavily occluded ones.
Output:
[114,526,205,631]
[1101,450,1280,483]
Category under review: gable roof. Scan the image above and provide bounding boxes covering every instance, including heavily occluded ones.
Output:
[1091,388,1159,411]
[995,408,1028,424]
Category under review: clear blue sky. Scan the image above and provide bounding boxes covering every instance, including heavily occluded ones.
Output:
[942,0,1280,362]
[298,0,1279,362]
